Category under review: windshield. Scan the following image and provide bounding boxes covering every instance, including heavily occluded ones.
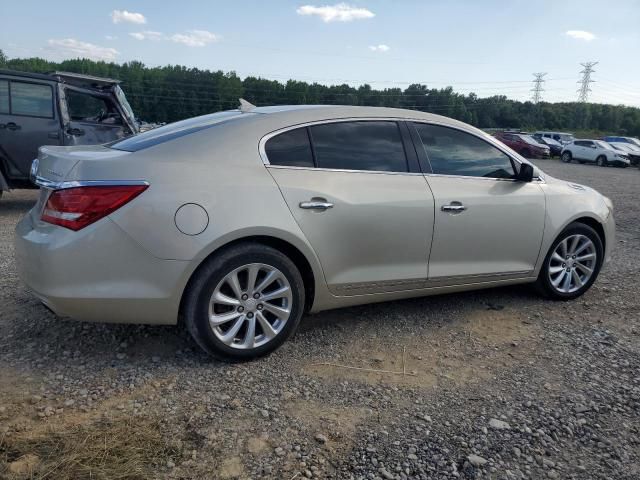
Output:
[629,138,640,147]
[110,110,245,151]
[595,141,615,150]
[518,134,541,146]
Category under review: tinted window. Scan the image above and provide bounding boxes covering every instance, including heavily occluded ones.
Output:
[10,82,53,117]
[265,128,314,167]
[67,90,121,124]
[111,110,243,151]
[414,123,514,179]
[0,81,8,114]
[310,121,407,172]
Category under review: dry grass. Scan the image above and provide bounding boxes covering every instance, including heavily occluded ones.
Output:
[0,416,178,480]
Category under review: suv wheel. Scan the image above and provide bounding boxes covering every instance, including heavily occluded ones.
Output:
[535,222,603,300]
[184,243,305,361]
[596,155,607,167]
[561,152,572,163]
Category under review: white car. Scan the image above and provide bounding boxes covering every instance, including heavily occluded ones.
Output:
[561,140,630,168]
[607,142,640,166]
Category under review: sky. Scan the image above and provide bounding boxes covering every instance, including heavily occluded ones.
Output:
[1,0,639,106]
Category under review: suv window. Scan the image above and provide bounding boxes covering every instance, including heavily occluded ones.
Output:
[309,121,408,172]
[0,81,8,114]
[413,123,515,179]
[10,81,53,118]
[265,127,314,168]
[66,90,122,124]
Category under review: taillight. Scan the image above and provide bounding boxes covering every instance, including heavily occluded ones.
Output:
[41,185,148,231]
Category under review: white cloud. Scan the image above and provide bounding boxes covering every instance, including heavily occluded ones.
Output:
[104,35,118,40]
[296,3,375,22]
[129,31,163,41]
[46,38,119,61]
[170,30,220,47]
[565,30,596,41]
[111,9,147,24]
[369,44,390,52]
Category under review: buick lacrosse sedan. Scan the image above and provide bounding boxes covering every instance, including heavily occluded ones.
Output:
[15,104,615,360]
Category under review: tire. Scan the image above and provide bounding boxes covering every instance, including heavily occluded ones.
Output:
[183,242,305,361]
[535,222,604,300]
[596,155,607,167]
[561,152,572,163]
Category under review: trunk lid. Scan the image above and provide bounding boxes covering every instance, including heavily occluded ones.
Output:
[32,145,130,186]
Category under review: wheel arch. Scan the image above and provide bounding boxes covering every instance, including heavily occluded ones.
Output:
[572,216,606,251]
[179,234,319,319]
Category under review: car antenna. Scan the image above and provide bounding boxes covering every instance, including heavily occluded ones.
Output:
[238,98,256,113]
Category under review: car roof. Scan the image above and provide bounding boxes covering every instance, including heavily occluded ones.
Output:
[0,69,120,88]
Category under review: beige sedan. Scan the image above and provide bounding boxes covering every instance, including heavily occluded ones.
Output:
[15,104,615,360]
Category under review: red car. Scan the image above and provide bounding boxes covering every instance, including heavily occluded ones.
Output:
[493,131,550,159]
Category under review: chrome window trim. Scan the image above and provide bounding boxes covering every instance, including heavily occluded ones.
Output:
[35,177,149,190]
[259,116,413,173]
[258,116,544,182]
[265,164,425,176]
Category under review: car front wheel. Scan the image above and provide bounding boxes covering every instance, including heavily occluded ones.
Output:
[561,152,572,163]
[596,155,607,167]
[184,243,305,361]
[535,222,603,300]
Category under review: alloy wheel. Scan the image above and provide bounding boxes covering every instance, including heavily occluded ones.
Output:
[547,234,597,294]
[208,263,292,349]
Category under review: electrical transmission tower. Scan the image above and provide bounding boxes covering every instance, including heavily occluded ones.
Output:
[577,62,598,102]
[531,72,547,103]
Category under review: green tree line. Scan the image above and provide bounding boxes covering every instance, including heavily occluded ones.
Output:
[2,50,639,136]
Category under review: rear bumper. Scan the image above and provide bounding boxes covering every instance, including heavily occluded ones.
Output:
[14,212,189,325]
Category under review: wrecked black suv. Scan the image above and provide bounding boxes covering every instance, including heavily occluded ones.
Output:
[0,70,139,195]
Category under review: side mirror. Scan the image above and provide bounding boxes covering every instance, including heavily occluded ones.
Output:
[516,163,534,182]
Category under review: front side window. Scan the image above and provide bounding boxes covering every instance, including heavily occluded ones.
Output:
[309,121,408,172]
[66,90,122,125]
[10,81,53,117]
[0,81,8,114]
[265,127,314,167]
[413,123,515,179]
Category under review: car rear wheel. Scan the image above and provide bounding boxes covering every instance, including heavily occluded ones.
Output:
[561,152,572,163]
[184,243,305,361]
[597,155,607,167]
[535,222,603,300]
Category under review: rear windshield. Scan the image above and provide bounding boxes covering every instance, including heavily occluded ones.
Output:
[110,110,244,152]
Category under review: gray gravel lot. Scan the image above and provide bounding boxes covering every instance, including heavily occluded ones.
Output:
[1,160,639,479]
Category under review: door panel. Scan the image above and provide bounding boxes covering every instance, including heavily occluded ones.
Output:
[269,168,435,294]
[0,80,61,178]
[426,176,546,279]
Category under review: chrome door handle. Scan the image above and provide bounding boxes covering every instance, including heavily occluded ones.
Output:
[299,200,334,211]
[441,203,466,213]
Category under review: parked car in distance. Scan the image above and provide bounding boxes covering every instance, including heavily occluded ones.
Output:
[16,104,615,360]
[0,70,139,197]
[534,131,575,145]
[534,136,563,157]
[602,136,640,149]
[607,142,640,166]
[493,131,550,159]
[561,139,630,167]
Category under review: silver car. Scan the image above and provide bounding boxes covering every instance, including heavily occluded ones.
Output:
[15,104,615,360]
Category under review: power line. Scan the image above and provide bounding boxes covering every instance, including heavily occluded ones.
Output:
[531,72,547,103]
[577,62,598,102]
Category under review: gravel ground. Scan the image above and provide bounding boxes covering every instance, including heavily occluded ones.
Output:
[1,160,639,480]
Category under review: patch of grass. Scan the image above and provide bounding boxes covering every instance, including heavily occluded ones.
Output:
[0,416,179,479]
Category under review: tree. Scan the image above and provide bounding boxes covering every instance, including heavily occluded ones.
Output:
[0,49,7,67]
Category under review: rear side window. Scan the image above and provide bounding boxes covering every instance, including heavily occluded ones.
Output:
[66,90,121,124]
[10,82,53,117]
[265,128,314,167]
[0,81,8,113]
[309,121,407,172]
[413,123,514,179]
